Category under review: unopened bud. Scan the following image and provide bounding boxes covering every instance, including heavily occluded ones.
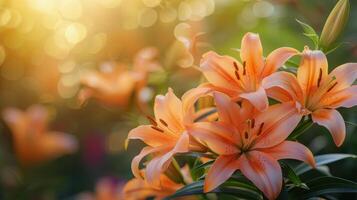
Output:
[319,0,350,51]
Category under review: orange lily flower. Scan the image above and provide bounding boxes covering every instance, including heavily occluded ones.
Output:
[189,92,315,200]
[79,47,161,108]
[263,47,357,146]
[2,105,77,166]
[127,87,211,185]
[199,32,299,111]
[123,165,195,200]
[122,172,182,200]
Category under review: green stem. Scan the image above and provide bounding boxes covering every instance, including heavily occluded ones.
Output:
[165,158,186,185]
[346,121,357,127]
[289,117,313,140]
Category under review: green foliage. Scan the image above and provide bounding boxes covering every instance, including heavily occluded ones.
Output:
[296,19,320,49]
[294,153,357,175]
[165,179,263,200]
[288,117,313,140]
[281,162,309,190]
[300,176,357,198]
[169,153,357,199]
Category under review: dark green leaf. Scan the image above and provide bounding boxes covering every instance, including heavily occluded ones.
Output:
[190,159,204,181]
[302,176,357,198]
[165,179,263,200]
[294,154,356,175]
[191,160,214,177]
[281,162,309,190]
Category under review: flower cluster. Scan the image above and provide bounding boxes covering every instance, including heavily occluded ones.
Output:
[125,32,357,200]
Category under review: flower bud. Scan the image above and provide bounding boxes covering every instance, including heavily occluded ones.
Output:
[319,0,350,50]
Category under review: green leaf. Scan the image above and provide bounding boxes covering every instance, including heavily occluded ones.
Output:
[294,154,357,175]
[191,160,214,178]
[281,162,309,190]
[190,159,204,181]
[296,19,320,49]
[302,176,357,198]
[165,180,263,200]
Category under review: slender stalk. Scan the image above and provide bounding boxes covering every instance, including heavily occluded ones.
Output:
[289,117,313,140]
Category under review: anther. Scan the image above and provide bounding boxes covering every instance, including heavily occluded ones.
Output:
[151,126,164,133]
[317,68,322,87]
[243,61,246,75]
[244,131,249,139]
[235,70,241,80]
[327,82,338,92]
[251,119,255,128]
[233,61,239,71]
[159,119,168,127]
[257,122,264,136]
[146,116,157,126]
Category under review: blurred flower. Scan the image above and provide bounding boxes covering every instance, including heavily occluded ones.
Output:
[76,178,125,200]
[263,47,357,146]
[319,0,350,51]
[2,105,77,166]
[123,165,195,200]
[79,47,161,109]
[122,172,181,200]
[94,178,124,200]
[199,32,298,111]
[190,92,315,200]
[127,87,210,185]
[78,62,136,107]
[82,133,106,168]
[173,22,206,68]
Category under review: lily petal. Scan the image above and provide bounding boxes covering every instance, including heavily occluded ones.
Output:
[189,122,239,155]
[321,85,357,108]
[262,71,304,104]
[329,63,357,90]
[311,109,345,147]
[262,47,299,77]
[27,105,49,134]
[239,86,268,111]
[182,85,213,124]
[2,108,27,136]
[260,141,315,167]
[213,92,243,126]
[254,102,302,149]
[127,125,176,147]
[131,146,165,178]
[200,51,243,94]
[239,151,282,200]
[40,131,78,160]
[240,32,264,76]
[146,132,190,184]
[297,49,328,98]
[204,155,240,192]
[154,88,184,133]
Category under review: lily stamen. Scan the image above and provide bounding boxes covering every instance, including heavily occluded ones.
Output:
[151,126,164,133]
[146,116,157,126]
[235,70,241,80]
[243,61,247,75]
[317,68,322,87]
[233,61,239,71]
[244,131,249,139]
[159,119,168,127]
[327,82,338,92]
[257,122,264,136]
[251,119,255,128]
